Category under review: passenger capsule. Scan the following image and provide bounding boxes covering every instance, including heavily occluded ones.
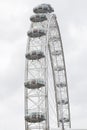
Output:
[57,83,66,88]
[24,79,45,89]
[25,112,45,123]
[33,4,54,14]
[25,51,45,60]
[58,99,68,105]
[54,66,64,71]
[52,50,62,56]
[30,14,47,22]
[59,117,69,123]
[27,29,46,38]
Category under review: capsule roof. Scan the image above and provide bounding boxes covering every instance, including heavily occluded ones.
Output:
[27,28,46,38]
[30,14,47,22]
[25,51,45,60]
[33,4,54,14]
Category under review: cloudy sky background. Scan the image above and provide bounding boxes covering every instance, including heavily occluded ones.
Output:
[0,0,87,130]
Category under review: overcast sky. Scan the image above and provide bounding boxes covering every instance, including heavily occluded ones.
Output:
[0,0,87,130]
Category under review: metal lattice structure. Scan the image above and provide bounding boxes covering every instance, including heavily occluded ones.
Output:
[24,4,71,130]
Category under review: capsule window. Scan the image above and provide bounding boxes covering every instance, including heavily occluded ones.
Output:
[42,16,45,18]
[38,114,40,118]
[39,7,42,10]
[32,80,36,84]
[33,30,37,33]
[36,15,39,18]
[32,52,36,55]
[44,7,48,10]
[32,114,36,118]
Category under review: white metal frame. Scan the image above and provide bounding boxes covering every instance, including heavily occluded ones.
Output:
[24,5,71,130]
[25,19,49,130]
[47,14,71,129]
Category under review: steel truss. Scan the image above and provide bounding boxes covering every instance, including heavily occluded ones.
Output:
[24,4,71,130]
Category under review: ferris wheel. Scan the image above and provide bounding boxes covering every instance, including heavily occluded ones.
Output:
[24,4,71,130]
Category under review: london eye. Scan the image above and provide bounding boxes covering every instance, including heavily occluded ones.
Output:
[24,4,71,130]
